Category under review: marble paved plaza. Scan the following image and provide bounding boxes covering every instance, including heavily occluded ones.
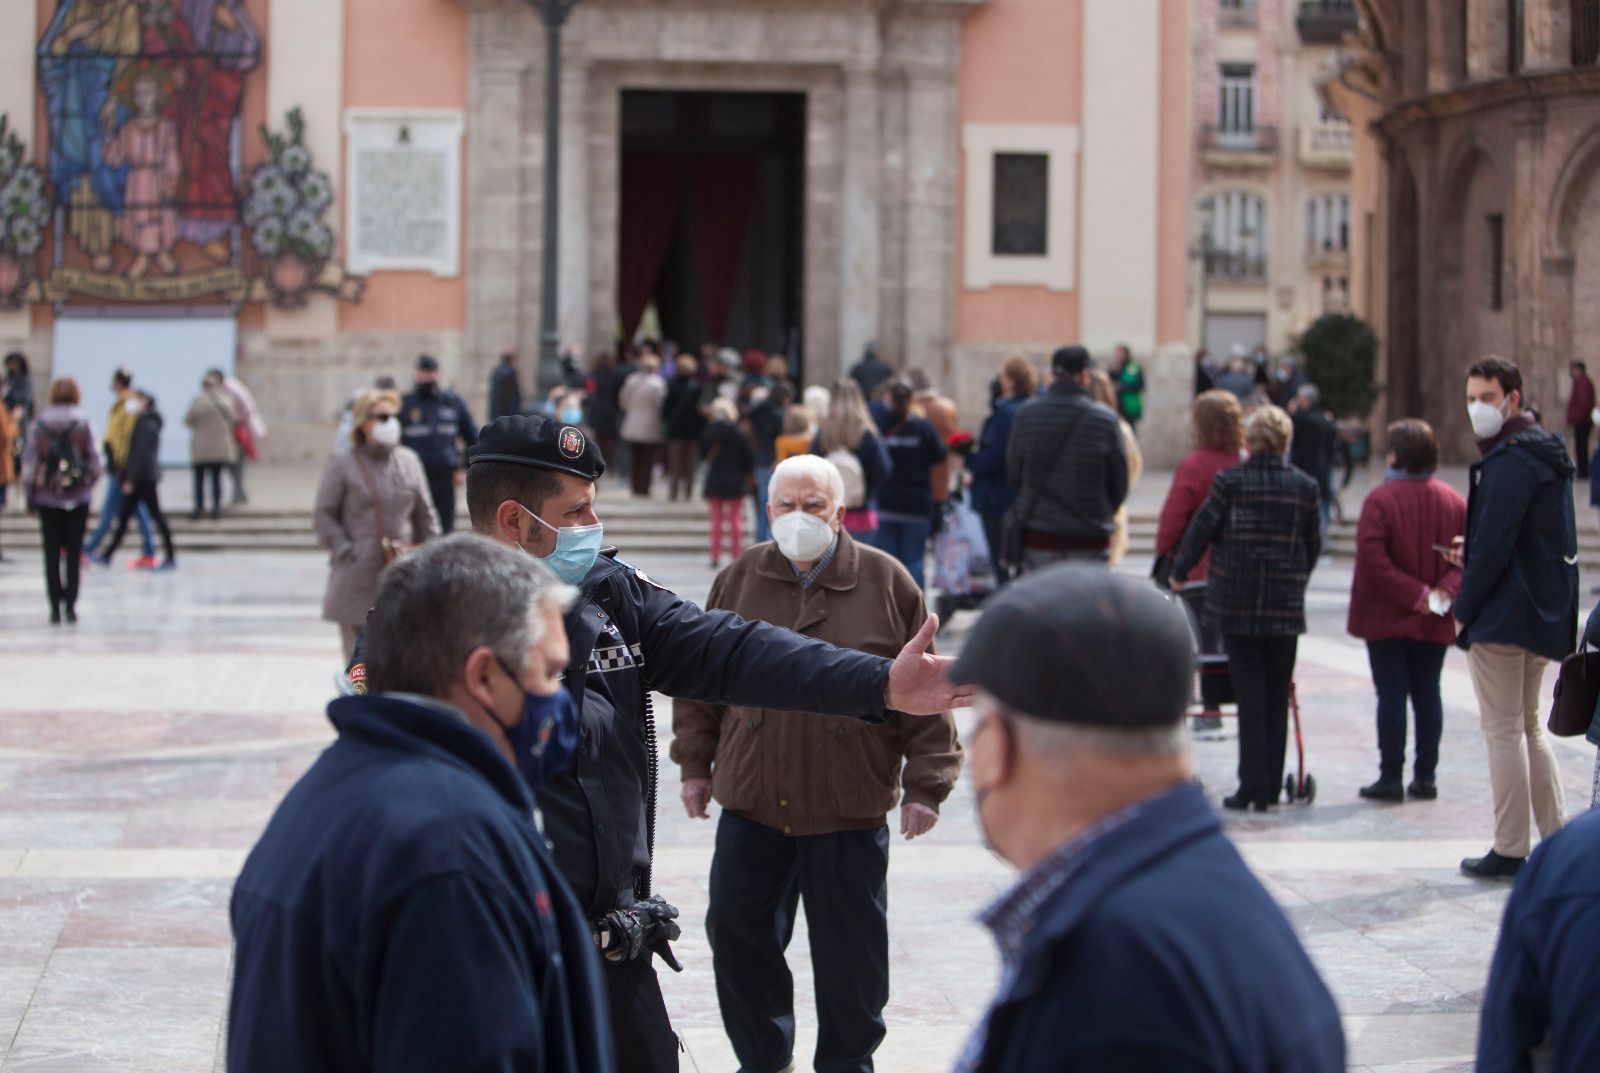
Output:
[3,532,1598,1072]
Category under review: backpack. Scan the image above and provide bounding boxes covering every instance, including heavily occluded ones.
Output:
[827,447,867,510]
[33,422,91,497]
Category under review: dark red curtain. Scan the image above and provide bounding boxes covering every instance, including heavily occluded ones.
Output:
[618,152,690,340]
[691,153,759,342]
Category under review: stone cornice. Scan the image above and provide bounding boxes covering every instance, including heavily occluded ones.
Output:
[1374,67,1600,140]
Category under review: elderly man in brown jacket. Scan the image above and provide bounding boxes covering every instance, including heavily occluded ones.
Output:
[672,454,963,1073]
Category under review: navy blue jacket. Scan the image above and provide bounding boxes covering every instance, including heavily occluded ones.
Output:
[967,395,1026,519]
[1479,806,1600,1073]
[1456,422,1578,662]
[874,412,947,520]
[228,693,613,1073]
[400,388,479,472]
[970,782,1344,1073]
[489,364,523,421]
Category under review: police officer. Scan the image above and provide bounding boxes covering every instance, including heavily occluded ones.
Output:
[400,354,478,534]
[430,414,971,1073]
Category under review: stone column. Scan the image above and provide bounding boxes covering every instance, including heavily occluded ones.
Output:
[559,59,592,355]
[465,58,528,386]
[803,79,844,384]
[1511,104,1552,408]
[838,64,882,381]
[899,68,958,378]
[585,70,621,356]
[1468,0,1510,80]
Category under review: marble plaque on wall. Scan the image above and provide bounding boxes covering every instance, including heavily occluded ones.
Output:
[344,110,464,277]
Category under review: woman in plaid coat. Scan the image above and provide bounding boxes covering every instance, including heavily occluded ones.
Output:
[1172,406,1322,811]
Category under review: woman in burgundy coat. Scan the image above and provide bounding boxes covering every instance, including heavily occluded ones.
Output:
[1347,419,1467,803]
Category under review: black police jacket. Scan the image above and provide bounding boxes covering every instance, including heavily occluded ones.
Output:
[228,693,614,1073]
[400,388,478,471]
[547,549,893,917]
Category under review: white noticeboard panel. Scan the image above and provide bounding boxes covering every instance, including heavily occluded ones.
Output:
[52,317,238,468]
[345,109,464,278]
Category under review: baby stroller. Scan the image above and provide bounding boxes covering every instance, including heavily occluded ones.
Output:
[1172,582,1316,805]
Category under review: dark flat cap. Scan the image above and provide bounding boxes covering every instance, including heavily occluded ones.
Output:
[1052,345,1091,375]
[951,565,1194,727]
[415,354,440,371]
[469,414,607,481]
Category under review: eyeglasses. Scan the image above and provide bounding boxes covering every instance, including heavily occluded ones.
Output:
[369,412,398,420]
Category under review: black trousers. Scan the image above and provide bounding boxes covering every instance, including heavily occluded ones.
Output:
[1366,638,1447,782]
[424,467,457,534]
[707,811,890,1073]
[38,505,88,613]
[105,481,175,564]
[980,513,1008,585]
[192,463,224,516]
[602,952,679,1073]
[1577,422,1592,479]
[1224,634,1299,804]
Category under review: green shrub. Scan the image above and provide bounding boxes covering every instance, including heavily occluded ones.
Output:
[1297,313,1380,418]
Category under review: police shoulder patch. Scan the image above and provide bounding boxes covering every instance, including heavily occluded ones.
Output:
[614,555,674,594]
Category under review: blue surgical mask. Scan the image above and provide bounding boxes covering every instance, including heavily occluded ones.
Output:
[559,406,584,425]
[518,504,603,585]
[504,683,582,794]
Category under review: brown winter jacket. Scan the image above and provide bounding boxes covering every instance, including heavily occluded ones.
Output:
[185,388,239,465]
[313,443,440,626]
[670,530,963,835]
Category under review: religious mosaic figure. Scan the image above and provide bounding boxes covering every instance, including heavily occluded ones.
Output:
[103,64,181,278]
[38,0,142,273]
[177,0,261,260]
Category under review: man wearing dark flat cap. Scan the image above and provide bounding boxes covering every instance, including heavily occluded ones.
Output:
[952,565,1344,1073]
[348,413,974,1073]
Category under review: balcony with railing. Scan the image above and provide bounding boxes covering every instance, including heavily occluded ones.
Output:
[1219,0,1257,29]
[1205,250,1268,283]
[1297,0,1358,44]
[1299,121,1354,168]
[1200,124,1278,167]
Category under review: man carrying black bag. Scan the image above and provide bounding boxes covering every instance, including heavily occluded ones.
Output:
[1002,345,1128,571]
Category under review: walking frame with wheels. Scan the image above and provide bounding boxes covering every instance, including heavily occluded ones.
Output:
[1169,581,1316,805]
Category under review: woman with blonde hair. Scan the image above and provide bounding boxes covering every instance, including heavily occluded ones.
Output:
[1087,368,1143,565]
[313,389,440,659]
[813,378,890,540]
[1171,406,1323,811]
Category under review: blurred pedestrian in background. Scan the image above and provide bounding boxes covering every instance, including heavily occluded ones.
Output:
[874,380,947,589]
[774,403,813,464]
[1172,406,1322,812]
[1005,346,1128,569]
[1112,344,1145,436]
[85,368,156,566]
[620,351,667,498]
[22,377,101,624]
[489,351,524,422]
[1154,389,1246,730]
[1194,347,1215,396]
[1347,419,1466,804]
[315,388,440,660]
[4,352,34,451]
[673,455,962,1073]
[185,370,238,520]
[967,355,1035,583]
[1215,357,1256,402]
[1567,360,1594,480]
[586,349,630,480]
[907,369,959,517]
[0,395,14,559]
[228,536,613,1073]
[220,369,265,505]
[702,397,754,570]
[401,355,478,534]
[950,566,1344,1073]
[1087,368,1142,565]
[333,374,398,458]
[1453,357,1575,879]
[849,341,893,400]
[813,379,890,544]
[1288,384,1338,534]
[662,355,706,501]
[745,382,790,542]
[94,389,177,575]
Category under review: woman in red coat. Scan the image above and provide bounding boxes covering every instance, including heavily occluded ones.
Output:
[1347,419,1467,803]
[1156,389,1245,727]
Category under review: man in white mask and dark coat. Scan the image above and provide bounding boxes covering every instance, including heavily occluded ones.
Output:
[672,453,963,1073]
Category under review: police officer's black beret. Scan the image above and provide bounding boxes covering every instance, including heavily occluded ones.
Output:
[469,414,607,481]
[951,565,1194,728]
[416,354,440,372]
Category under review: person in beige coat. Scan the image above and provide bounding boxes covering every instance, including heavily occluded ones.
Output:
[618,352,667,497]
[185,372,239,519]
[314,389,441,659]
[671,454,962,1073]
[1090,368,1144,565]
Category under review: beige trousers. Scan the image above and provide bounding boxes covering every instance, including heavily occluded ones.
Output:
[1466,642,1568,857]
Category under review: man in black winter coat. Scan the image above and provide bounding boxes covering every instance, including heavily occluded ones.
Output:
[1287,384,1338,530]
[1005,345,1128,569]
[94,390,176,570]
